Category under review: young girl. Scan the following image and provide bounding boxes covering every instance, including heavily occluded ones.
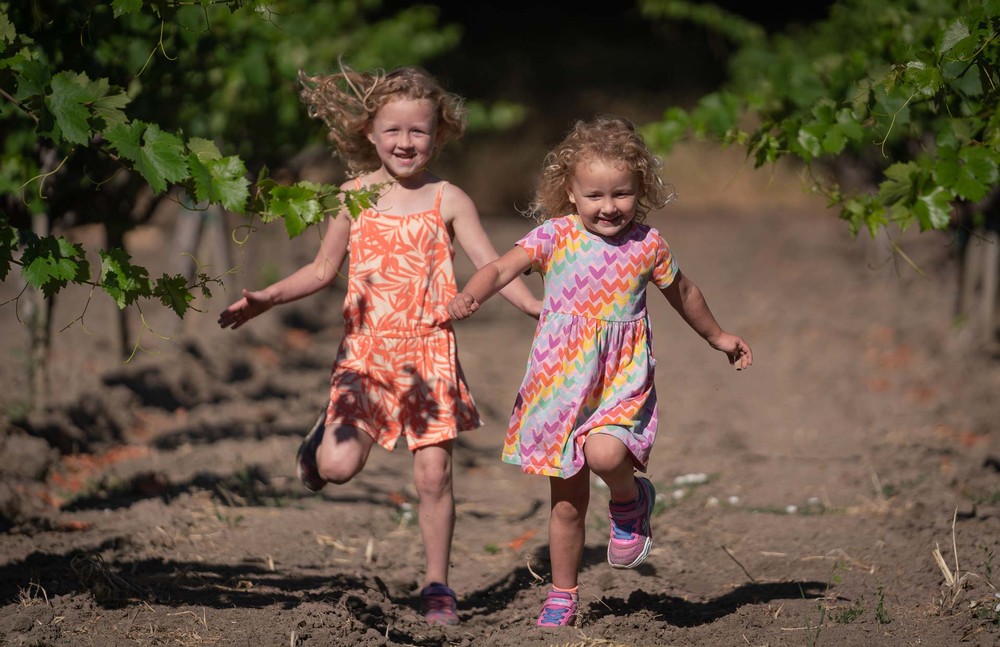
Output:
[447,115,753,627]
[218,64,540,626]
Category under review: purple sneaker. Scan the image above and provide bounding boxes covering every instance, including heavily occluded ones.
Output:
[295,409,327,492]
[536,589,578,627]
[607,476,655,569]
[420,582,459,626]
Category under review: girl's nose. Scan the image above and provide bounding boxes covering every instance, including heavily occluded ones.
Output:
[397,133,412,149]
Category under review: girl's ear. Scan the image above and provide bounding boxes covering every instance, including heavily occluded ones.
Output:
[566,187,576,205]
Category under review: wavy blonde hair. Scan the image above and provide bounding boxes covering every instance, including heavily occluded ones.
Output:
[528,115,673,223]
[298,63,466,176]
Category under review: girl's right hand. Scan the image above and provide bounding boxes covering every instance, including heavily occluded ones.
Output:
[218,289,275,330]
[709,332,753,371]
[446,293,479,320]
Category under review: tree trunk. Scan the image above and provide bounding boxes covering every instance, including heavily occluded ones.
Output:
[26,212,52,411]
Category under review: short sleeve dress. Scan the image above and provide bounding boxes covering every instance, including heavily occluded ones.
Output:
[502,215,678,478]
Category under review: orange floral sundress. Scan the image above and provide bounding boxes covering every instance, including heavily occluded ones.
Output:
[326,182,482,450]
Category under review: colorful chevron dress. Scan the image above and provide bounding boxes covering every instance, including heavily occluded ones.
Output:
[502,215,678,478]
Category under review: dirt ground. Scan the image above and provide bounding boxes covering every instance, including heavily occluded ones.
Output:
[1,142,999,647]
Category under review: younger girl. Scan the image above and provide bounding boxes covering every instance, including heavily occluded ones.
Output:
[218,64,540,626]
[447,116,752,627]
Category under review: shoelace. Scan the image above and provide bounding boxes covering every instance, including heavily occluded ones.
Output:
[611,489,647,540]
[424,595,455,614]
[539,604,572,625]
[611,504,642,539]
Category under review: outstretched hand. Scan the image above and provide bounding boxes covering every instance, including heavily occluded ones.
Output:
[710,333,753,371]
[446,293,480,320]
[218,289,275,330]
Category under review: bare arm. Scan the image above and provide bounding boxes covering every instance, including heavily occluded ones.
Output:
[218,211,351,330]
[447,246,533,320]
[447,186,541,318]
[659,270,753,370]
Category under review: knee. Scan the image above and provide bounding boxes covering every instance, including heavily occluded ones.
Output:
[414,462,452,499]
[584,436,629,476]
[551,498,587,526]
[587,452,624,478]
[317,456,362,485]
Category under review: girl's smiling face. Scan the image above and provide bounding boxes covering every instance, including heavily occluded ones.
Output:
[567,157,639,238]
[367,98,438,181]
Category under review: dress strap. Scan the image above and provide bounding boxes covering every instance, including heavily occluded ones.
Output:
[434,181,448,211]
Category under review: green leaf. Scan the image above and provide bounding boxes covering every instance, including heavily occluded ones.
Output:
[822,125,847,154]
[187,137,222,162]
[111,0,144,17]
[903,61,942,98]
[104,121,143,163]
[796,123,826,159]
[266,184,323,238]
[936,146,998,202]
[939,19,970,55]
[835,109,864,142]
[22,236,91,298]
[878,162,919,205]
[0,10,15,48]
[136,125,187,193]
[640,107,690,152]
[188,153,249,213]
[99,248,152,309]
[840,197,887,239]
[913,186,954,231]
[343,185,380,220]
[15,60,51,100]
[90,79,131,128]
[105,121,188,194]
[153,273,194,318]
[46,72,93,145]
[692,92,741,138]
[0,217,18,281]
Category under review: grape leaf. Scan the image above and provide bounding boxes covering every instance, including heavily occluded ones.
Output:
[878,162,919,205]
[0,218,17,281]
[936,146,998,202]
[266,184,323,238]
[14,60,51,100]
[99,248,152,309]
[187,137,222,162]
[188,153,249,213]
[939,19,970,55]
[0,11,15,48]
[90,80,131,128]
[796,123,826,159]
[111,0,143,17]
[22,235,91,297]
[914,186,954,231]
[153,274,194,318]
[105,121,188,194]
[46,71,93,145]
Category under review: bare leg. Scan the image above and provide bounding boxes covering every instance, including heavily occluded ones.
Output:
[585,433,637,501]
[316,424,375,484]
[413,441,454,587]
[548,468,590,590]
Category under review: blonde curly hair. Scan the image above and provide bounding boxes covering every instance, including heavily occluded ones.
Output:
[528,115,673,223]
[298,63,466,176]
